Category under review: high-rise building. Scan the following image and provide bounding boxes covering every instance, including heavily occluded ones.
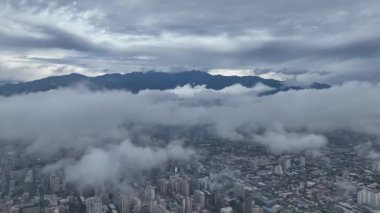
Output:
[372,160,380,173]
[193,190,205,209]
[86,197,102,213]
[181,179,190,197]
[39,185,45,213]
[131,197,142,213]
[358,188,380,208]
[279,157,291,171]
[252,205,261,213]
[49,174,62,193]
[121,197,130,213]
[220,207,233,213]
[180,197,192,213]
[233,182,245,198]
[244,197,254,213]
[170,176,181,194]
[6,152,17,170]
[158,179,169,195]
[149,200,157,213]
[24,169,34,195]
[250,157,258,171]
[198,177,210,191]
[145,185,155,201]
[299,156,306,167]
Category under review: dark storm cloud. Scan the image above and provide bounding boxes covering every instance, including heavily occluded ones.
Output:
[0,0,380,82]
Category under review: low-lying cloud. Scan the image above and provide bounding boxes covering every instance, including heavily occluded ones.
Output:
[254,126,327,154]
[0,82,379,154]
[1,82,380,186]
[65,140,194,186]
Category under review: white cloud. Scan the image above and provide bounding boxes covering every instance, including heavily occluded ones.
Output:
[254,125,327,154]
[166,83,273,98]
[0,81,379,155]
[65,140,194,185]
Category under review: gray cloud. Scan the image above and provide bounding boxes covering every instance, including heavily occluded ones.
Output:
[0,0,379,82]
[0,82,380,187]
[1,82,380,156]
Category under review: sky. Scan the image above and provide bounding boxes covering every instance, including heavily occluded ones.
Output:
[1,0,380,83]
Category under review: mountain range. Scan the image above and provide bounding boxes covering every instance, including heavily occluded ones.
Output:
[0,71,330,96]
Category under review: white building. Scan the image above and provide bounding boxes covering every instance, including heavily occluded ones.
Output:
[86,197,102,213]
[221,207,233,213]
[145,185,156,201]
[358,188,380,208]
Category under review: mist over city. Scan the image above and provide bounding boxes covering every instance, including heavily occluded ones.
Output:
[0,0,380,212]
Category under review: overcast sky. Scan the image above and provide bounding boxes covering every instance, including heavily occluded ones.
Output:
[0,0,379,83]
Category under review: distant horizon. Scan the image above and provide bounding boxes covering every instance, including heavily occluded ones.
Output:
[3,69,285,83]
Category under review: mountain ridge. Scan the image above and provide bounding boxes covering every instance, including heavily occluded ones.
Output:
[0,71,330,96]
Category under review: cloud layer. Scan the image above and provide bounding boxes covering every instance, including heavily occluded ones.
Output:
[0,0,379,83]
[1,82,379,154]
[1,82,379,186]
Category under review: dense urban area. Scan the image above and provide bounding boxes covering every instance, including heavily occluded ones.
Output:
[0,132,379,213]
